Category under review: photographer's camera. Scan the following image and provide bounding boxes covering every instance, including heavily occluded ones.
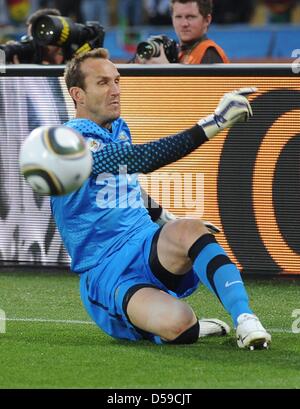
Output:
[32,15,105,60]
[0,35,40,64]
[136,35,178,63]
[0,14,105,64]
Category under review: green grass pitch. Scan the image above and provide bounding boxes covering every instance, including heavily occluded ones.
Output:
[0,269,300,389]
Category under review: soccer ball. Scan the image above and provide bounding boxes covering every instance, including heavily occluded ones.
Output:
[19,125,93,196]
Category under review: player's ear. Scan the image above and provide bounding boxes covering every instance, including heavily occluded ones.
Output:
[69,86,85,106]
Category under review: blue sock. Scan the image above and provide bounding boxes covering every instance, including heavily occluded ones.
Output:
[189,234,253,326]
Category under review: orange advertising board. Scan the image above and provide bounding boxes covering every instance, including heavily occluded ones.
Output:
[119,76,300,274]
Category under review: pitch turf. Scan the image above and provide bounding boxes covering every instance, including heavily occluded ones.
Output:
[0,269,300,389]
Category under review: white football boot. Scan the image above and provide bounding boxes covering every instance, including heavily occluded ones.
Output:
[198,318,230,338]
[236,313,271,350]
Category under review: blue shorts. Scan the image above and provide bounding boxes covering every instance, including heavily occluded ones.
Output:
[79,225,200,343]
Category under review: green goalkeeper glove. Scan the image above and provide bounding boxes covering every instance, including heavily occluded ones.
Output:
[198,87,257,139]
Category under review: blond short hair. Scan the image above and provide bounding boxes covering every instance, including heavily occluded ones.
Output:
[64,48,110,91]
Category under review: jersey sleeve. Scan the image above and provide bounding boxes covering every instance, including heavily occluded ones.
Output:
[91,124,208,175]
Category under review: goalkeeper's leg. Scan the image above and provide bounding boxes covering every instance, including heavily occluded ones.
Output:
[154,219,271,349]
[126,287,230,344]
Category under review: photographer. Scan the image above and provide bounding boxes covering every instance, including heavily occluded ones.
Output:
[136,0,229,64]
[0,7,105,65]
[1,8,64,65]
[27,8,64,65]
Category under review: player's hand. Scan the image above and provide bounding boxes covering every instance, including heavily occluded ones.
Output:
[198,87,257,139]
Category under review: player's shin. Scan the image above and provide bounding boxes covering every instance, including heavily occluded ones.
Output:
[188,234,253,326]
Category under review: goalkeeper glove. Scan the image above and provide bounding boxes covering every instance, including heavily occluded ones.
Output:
[155,209,220,234]
[198,87,257,140]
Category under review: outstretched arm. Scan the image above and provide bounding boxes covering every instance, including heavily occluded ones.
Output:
[92,124,207,175]
[91,88,256,176]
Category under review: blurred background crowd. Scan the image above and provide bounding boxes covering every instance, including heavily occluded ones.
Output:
[0,0,299,62]
[1,0,300,27]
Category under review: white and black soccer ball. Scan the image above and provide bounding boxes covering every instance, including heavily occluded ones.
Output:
[19,125,92,196]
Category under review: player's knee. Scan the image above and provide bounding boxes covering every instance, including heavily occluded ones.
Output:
[163,304,198,342]
[175,219,208,252]
[167,320,199,344]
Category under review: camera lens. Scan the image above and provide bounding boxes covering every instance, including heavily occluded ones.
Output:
[136,41,160,59]
[33,16,58,45]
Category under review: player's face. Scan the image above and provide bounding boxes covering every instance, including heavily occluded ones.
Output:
[80,58,121,127]
[172,1,212,44]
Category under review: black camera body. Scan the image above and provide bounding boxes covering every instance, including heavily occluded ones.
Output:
[0,35,43,64]
[136,35,178,63]
[31,15,105,62]
[31,15,105,55]
[0,15,105,64]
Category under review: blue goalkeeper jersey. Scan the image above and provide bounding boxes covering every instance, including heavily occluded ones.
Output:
[51,118,154,273]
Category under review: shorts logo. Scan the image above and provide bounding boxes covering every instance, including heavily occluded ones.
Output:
[87,138,104,152]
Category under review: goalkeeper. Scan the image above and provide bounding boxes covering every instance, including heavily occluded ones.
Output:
[51,48,271,350]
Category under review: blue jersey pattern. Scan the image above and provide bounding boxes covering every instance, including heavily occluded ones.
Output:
[51,118,154,273]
